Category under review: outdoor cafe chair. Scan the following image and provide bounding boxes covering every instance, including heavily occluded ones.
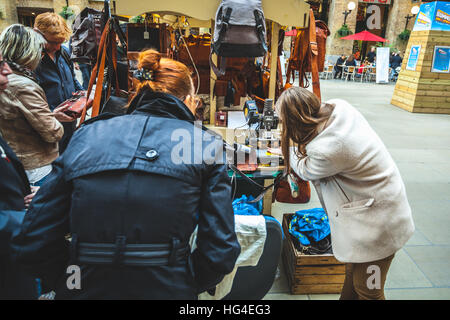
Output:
[367,67,376,82]
[342,66,356,82]
[322,64,334,80]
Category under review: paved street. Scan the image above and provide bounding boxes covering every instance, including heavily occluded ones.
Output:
[266,79,450,300]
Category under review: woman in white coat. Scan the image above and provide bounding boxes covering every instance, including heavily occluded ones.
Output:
[275,87,414,300]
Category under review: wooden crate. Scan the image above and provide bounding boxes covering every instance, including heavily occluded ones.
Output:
[282,213,345,295]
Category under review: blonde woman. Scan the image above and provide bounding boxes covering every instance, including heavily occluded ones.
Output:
[274,87,414,300]
[33,12,83,153]
[0,24,65,186]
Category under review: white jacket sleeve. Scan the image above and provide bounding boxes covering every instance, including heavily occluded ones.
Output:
[290,143,347,181]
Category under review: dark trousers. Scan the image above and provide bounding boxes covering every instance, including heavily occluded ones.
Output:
[59,122,76,154]
[334,66,343,79]
[340,253,395,300]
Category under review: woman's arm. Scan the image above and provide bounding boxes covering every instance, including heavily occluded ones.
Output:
[16,85,65,143]
[11,157,72,289]
[191,160,241,294]
[290,143,347,181]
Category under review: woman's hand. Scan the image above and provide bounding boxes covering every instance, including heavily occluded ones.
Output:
[53,106,77,122]
[24,186,40,208]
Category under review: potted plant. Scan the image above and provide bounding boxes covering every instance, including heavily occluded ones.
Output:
[130,15,145,23]
[59,6,74,20]
[336,24,353,37]
[398,29,411,43]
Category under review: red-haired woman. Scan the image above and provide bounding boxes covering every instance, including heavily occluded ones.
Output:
[12,49,240,299]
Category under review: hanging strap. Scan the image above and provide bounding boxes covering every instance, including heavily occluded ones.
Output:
[308,9,321,102]
[228,164,287,204]
[78,20,110,126]
[210,7,232,77]
[78,18,123,126]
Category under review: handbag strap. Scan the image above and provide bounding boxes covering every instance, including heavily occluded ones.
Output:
[79,20,110,126]
[308,9,321,102]
[228,164,287,204]
[79,18,123,126]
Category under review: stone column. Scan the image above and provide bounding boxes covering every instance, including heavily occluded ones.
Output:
[0,0,19,33]
[326,0,358,56]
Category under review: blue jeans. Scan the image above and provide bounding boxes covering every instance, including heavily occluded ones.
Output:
[79,63,92,90]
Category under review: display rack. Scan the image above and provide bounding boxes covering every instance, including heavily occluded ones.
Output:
[115,0,311,124]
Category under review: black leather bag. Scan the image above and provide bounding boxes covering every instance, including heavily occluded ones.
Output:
[101,94,128,115]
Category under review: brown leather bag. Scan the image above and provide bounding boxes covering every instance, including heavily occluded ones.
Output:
[178,34,211,68]
[285,10,330,101]
[273,171,311,204]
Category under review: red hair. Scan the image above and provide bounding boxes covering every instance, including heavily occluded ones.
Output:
[132,49,193,100]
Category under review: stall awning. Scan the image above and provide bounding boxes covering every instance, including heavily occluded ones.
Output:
[115,0,311,27]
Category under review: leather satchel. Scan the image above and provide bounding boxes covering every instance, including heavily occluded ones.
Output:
[273,171,311,204]
[57,91,92,118]
[285,10,330,101]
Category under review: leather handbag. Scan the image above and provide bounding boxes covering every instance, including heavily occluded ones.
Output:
[178,34,211,68]
[284,10,330,101]
[273,171,311,204]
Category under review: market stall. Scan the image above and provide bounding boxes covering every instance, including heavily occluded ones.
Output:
[114,0,311,124]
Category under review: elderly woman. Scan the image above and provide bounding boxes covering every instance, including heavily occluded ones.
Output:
[0,24,69,186]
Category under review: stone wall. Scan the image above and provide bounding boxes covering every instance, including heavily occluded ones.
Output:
[0,0,19,33]
[0,0,108,33]
[385,0,417,55]
[326,0,358,56]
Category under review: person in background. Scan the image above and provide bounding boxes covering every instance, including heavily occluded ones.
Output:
[367,46,376,63]
[0,24,65,187]
[0,51,38,300]
[12,49,241,299]
[274,87,414,300]
[33,12,83,154]
[345,54,357,67]
[334,54,346,79]
[389,51,403,81]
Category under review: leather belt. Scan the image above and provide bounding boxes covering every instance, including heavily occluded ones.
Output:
[75,238,189,267]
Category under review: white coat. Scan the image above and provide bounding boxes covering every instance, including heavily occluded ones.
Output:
[291,99,415,263]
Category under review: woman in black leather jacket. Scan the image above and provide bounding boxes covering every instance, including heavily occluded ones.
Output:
[0,54,37,299]
[12,49,241,299]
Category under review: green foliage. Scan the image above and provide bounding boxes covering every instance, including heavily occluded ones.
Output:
[336,24,353,37]
[130,15,145,23]
[398,29,411,43]
[376,42,399,54]
[59,6,74,20]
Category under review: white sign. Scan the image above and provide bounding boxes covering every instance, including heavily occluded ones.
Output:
[376,47,390,83]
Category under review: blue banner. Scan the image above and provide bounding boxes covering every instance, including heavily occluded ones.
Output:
[406,45,421,71]
[413,1,450,32]
[431,46,450,73]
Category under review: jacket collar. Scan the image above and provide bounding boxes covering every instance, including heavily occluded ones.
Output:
[128,90,196,122]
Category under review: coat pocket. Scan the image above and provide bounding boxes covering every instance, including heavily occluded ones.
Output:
[329,198,384,261]
[339,198,375,212]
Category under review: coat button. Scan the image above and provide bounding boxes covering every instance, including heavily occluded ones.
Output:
[145,149,159,160]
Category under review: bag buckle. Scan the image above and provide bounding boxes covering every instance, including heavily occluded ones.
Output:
[113,235,127,265]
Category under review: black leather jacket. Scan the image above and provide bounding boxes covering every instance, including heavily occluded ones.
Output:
[12,91,240,299]
[0,136,37,299]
